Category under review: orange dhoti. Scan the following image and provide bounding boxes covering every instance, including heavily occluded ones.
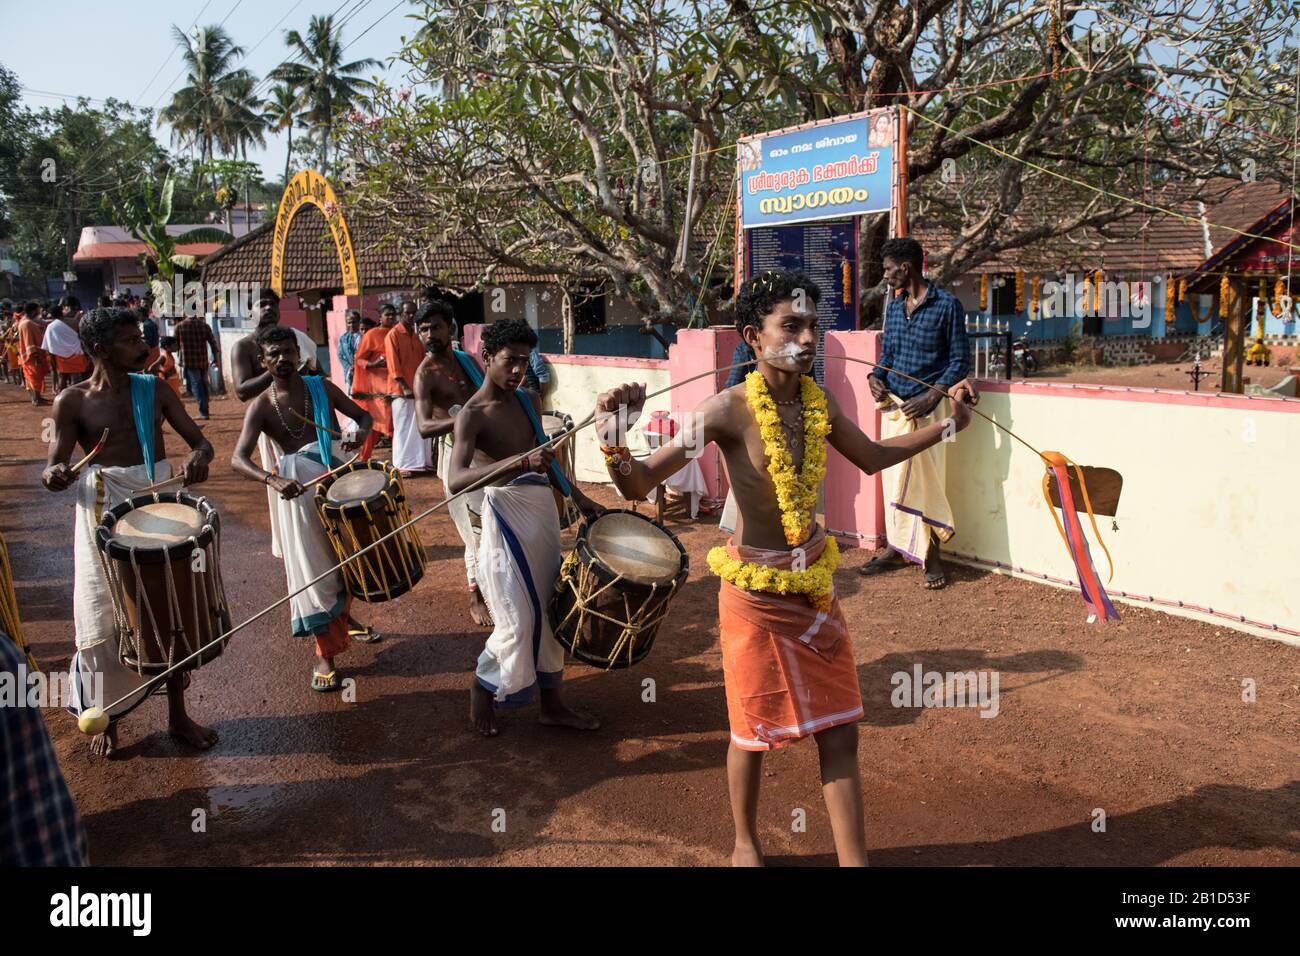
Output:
[21,356,49,394]
[54,352,90,375]
[717,528,863,751]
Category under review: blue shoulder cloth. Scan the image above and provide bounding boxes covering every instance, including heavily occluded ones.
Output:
[127,372,157,482]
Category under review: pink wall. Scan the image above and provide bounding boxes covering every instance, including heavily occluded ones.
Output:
[667,327,740,500]
[278,300,309,333]
[822,331,886,548]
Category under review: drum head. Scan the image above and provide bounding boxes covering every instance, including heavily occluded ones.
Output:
[111,502,206,548]
[585,512,683,585]
[327,468,388,503]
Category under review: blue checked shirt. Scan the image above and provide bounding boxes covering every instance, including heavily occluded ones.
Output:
[723,341,756,389]
[872,284,970,400]
[1,634,88,866]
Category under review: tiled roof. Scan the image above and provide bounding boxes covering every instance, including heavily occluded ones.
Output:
[74,241,225,262]
[202,197,564,292]
[203,190,717,293]
[912,177,1292,278]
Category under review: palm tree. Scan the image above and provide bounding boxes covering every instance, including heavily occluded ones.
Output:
[263,82,302,185]
[269,14,378,171]
[218,72,268,161]
[159,24,254,173]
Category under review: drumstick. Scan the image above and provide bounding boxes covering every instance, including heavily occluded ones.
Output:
[138,473,186,494]
[289,407,344,439]
[300,454,360,490]
[70,428,110,474]
[86,354,992,719]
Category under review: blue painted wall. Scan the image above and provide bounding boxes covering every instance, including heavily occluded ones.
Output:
[535,323,678,359]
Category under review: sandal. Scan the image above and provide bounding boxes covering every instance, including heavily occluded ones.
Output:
[349,625,382,644]
[311,669,340,692]
[923,567,947,590]
[858,551,909,576]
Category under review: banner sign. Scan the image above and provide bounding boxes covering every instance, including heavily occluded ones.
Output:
[737,108,898,229]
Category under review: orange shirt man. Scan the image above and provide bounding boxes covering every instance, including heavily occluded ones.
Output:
[384,301,432,473]
[16,304,50,404]
[352,305,397,459]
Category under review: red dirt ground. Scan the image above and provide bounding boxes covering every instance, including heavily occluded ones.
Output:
[1,380,1296,866]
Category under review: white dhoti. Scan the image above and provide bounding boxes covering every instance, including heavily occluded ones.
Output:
[438,434,486,589]
[474,474,565,706]
[273,442,351,649]
[391,396,432,472]
[70,462,175,718]
[880,393,955,564]
[259,433,284,558]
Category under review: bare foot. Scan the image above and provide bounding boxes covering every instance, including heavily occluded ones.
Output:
[468,588,493,628]
[731,842,765,867]
[89,722,119,758]
[470,680,499,737]
[168,712,218,749]
[538,691,600,730]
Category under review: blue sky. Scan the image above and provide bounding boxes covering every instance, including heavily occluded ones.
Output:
[1,0,415,179]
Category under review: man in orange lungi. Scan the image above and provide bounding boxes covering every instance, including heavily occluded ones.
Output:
[43,299,91,392]
[597,270,977,867]
[352,302,397,460]
[16,301,50,405]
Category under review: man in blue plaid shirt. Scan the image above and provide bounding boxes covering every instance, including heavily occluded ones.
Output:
[1,633,88,865]
[862,237,973,589]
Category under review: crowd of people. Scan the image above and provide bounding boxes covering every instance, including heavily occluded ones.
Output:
[6,237,981,867]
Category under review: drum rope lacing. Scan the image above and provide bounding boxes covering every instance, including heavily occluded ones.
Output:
[92,354,1001,715]
[99,496,231,681]
[553,552,681,668]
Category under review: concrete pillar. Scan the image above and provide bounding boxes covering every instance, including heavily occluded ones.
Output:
[667,327,739,500]
[822,330,885,549]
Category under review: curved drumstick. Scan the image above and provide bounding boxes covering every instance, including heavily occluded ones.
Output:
[300,454,360,490]
[138,472,186,495]
[289,407,343,439]
[70,428,110,475]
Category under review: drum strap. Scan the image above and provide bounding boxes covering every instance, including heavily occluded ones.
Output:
[128,373,157,482]
[303,376,334,468]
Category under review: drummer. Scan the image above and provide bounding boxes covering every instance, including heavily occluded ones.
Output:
[594,270,977,866]
[231,325,378,692]
[447,318,603,736]
[41,306,218,758]
[230,291,320,560]
[412,300,492,627]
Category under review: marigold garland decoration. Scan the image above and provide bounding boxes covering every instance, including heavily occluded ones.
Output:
[707,371,837,610]
[1164,276,1175,321]
[1015,270,1025,312]
[1093,270,1104,313]
[707,537,840,613]
[1270,276,1296,319]
[1030,275,1041,316]
[979,274,988,311]
[1177,278,1187,303]
[1219,274,1231,319]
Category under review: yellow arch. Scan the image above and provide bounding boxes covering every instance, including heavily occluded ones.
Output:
[269,169,361,297]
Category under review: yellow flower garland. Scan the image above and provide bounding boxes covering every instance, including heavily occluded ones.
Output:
[707,371,838,610]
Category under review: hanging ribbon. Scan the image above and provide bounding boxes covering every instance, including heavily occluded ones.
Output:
[1040,452,1120,623]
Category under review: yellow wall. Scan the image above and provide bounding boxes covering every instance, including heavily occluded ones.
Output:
[546,359,672,482]
[944,385,1300,645]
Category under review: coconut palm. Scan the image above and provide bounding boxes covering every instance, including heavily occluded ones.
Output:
[159,24,254,172]
[269,14,379,171]
[218,72,268,161]
[262,82,303,185]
